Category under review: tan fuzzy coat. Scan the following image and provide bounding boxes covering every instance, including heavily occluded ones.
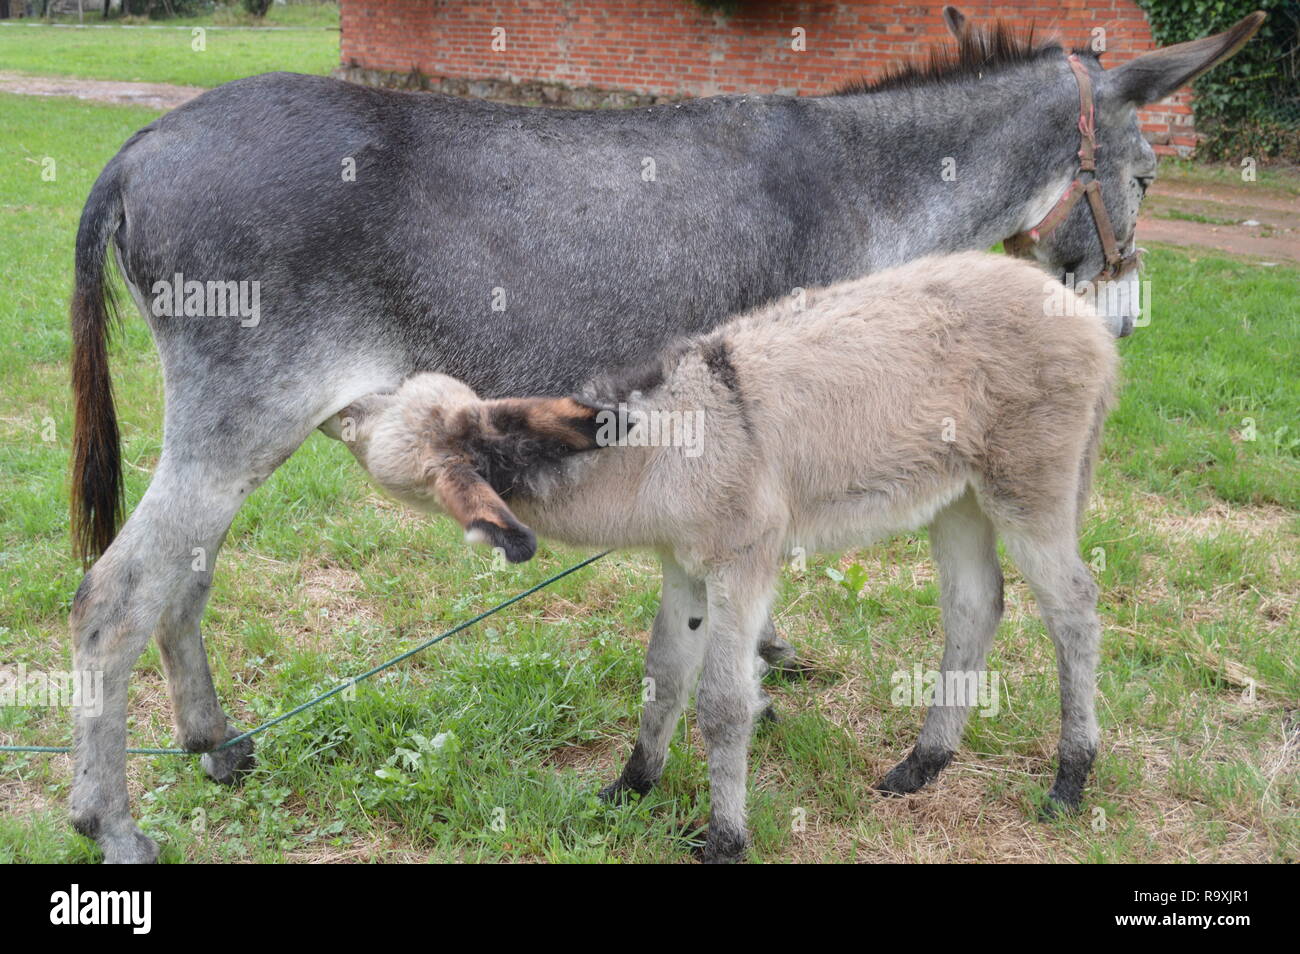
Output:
[331,251,1118,862]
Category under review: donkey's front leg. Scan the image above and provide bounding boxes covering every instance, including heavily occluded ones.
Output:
[600,553,708,801]
[695,563,776,864]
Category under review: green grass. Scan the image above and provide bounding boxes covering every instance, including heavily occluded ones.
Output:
[1152,208,1241,227]
[1156,157,1300,196]
[1,92,1297,863]
[0,7,339,87]
[41,2,340,29]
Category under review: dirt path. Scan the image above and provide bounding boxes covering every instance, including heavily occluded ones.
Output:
[0,71,202,110]
[1140,178,1300,264]
[2,71,1296,263]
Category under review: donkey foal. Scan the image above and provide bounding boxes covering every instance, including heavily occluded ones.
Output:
[329,251,1118,862]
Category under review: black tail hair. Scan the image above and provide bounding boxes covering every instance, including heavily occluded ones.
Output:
[70,165,125,565]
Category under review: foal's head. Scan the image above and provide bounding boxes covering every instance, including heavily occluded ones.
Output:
[331,374,603,563]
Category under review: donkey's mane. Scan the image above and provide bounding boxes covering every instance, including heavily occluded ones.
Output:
[835,21,1080,96]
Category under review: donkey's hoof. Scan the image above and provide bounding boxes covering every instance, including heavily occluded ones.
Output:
[1039,789,1084,821]
[694,825,749,864]
[875,747,953,796]
[201,727,256,786]
[100,827,159,865]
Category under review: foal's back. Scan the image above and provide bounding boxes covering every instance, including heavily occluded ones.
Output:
[718,252,1118,543]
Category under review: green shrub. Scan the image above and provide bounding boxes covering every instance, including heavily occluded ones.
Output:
[1137,0,1300,161]
[693,0,742,13]
[120,0,209,15]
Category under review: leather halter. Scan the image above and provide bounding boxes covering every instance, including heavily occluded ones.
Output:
[1005,53,1142,281]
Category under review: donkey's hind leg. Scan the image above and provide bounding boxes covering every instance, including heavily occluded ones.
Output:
[69,446,291,863]
[1001,527,1102,815]
[155,549,253,785]
[877,489,1004,796]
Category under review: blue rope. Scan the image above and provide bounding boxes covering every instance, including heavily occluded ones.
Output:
[0,550,610,757]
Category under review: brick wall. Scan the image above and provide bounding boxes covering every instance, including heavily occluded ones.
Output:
[338,0,1196,155]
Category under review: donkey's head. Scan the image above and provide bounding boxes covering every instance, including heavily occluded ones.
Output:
[332,374,603,563]
[1004,11,1266,336]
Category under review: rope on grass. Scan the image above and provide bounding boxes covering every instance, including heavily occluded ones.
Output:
[0,550,611,757]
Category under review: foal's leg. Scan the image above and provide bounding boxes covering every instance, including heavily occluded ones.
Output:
[878,490,1003,795]
[757,616,801,672]
[695,562,776,864]
[600,553,708,801]
[1001,528,1102,814]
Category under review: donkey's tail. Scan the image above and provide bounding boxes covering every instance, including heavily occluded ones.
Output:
[70,164,126,565]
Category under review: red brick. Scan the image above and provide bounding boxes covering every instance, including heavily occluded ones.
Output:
[339,0,1189,143]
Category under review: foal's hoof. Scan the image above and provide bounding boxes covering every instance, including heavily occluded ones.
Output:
[693,825,749,864]
[874,747,953,797]
[759,636,812,678]
[1039,749,1094,820]
[100,827,160,865]
[597,775,650,805]
[597,779,631,804]
[1039,785,1085,821]
[201,727,256,786]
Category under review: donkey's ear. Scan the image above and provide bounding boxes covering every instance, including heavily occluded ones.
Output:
[486,396,603,451]
[942,6,967,41]
[434,460,537,563]
[1101,11,1265,106]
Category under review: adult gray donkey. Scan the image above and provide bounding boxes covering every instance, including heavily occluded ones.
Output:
[67,9,1264,862]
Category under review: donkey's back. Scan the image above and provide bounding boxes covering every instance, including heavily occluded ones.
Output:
[103,71,844,391]
[71,71,851,558]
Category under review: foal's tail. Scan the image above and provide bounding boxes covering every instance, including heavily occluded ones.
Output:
[70,164,126,565]
[1076,377,1117,533]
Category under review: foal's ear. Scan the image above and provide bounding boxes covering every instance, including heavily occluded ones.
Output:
[941,6,967,41]
[486,396,605,451]
[1101,11,1265,106]
[433,460,537,563]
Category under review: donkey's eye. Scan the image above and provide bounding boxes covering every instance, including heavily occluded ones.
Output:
[1135,175,1154,197]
